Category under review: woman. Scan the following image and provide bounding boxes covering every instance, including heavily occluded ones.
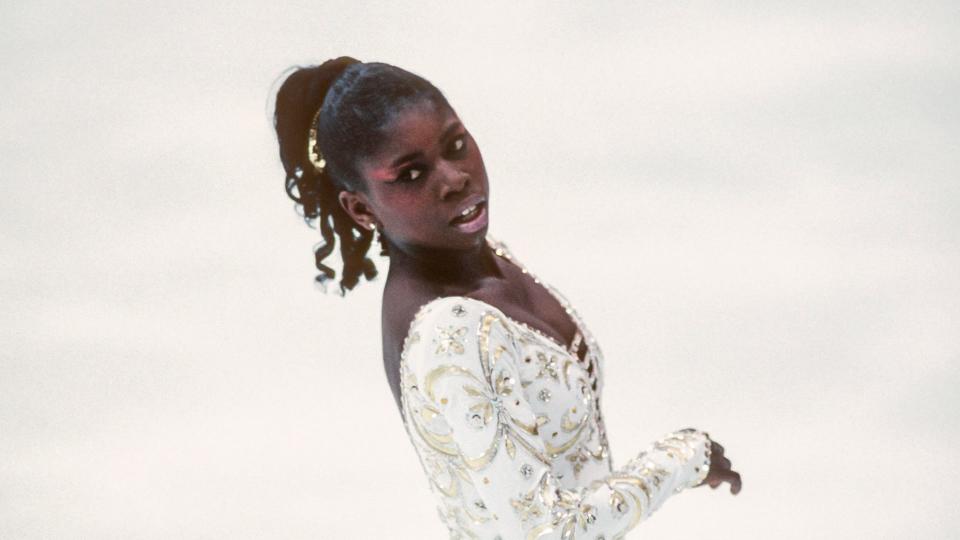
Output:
[274,57,741,539]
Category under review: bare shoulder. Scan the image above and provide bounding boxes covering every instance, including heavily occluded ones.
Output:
[382,276,441,348]
[379,274,508,411]
[382,275,446,411]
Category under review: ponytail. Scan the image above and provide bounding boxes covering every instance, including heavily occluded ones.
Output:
[273,57,379,294]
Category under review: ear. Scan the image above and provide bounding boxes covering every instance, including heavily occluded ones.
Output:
[337,190,378,231]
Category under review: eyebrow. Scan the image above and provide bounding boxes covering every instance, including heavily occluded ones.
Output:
[388,121,463,168]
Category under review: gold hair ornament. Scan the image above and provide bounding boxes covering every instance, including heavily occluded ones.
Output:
[307,107,326,173]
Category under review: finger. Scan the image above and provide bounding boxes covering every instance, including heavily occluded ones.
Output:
[720,456,731,470]
[712,442,725,456]
[728,471,742,495]
[708,476,722,489]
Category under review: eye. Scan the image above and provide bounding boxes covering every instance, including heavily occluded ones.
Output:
[448,134,468,156]
[396,167,424,183]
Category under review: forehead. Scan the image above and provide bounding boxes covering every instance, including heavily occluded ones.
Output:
[358,102,459,174]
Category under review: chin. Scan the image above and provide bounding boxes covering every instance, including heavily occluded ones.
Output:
[440,229,488,251]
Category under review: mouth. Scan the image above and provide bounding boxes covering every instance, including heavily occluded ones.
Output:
[449,198,488,232]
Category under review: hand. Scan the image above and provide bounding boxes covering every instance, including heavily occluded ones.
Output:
[700,440,742,494]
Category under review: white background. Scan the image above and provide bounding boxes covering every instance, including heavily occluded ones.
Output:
[3,1,958,538]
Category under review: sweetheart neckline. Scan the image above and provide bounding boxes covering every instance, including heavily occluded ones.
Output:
[395,236,607,450]
[399,236,584,360]
[484,237,584,353]
[404,294,573,356]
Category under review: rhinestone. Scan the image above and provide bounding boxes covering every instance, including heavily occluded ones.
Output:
[520,464,533,478]
[474,500,486,510]
[538,388,552,402]
[467,412,484,428]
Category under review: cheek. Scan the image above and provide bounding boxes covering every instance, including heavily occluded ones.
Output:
[468,148,486,174]
[376,190,430,225]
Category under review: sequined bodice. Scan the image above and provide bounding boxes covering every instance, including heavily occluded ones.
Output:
[397,237,711,539]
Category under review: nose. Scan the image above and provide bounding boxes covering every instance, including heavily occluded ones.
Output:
[437,161,470,201]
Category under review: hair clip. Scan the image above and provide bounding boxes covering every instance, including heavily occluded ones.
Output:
[307,107,326,173]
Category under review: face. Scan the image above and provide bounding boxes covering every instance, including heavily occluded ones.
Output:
[341,100,490,252]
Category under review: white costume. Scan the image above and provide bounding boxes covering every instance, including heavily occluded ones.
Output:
[399,237,712,539]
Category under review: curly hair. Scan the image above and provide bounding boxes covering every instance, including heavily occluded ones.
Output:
[273,57,450,294]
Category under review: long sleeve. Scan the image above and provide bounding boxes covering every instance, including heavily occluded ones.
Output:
[400,296,712,539]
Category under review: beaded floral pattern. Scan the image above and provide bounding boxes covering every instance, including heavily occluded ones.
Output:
[399,237,712,539]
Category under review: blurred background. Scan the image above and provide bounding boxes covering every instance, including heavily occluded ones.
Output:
[2,1,958,538]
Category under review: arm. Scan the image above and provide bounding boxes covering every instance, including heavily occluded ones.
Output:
[401,297,724,539]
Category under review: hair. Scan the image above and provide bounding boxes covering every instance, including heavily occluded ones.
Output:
[273,57,451,294]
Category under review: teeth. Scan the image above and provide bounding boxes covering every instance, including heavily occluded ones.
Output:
[460,204,477,216]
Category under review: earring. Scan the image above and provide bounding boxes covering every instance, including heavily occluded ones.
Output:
[367,222,377,231]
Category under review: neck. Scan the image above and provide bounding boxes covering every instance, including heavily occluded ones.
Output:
[384,235,503,292]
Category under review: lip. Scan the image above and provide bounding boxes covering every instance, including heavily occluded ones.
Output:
[449,195,488,233]
[449,195,487,225]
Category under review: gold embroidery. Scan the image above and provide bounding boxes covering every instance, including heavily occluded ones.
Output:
[505,437,517,460]
[435,325,467,355]
[609,489,627,516]
[566,446,591,478]
[526,523,555,540]
[545,412,590,458]
[534,352,560,382]
[606,476,651,532]
[510,474,550,522]
[561,408,582,433]
[426,457,460,498]
[396,246,620,539]
[494,371,514,396]
[562,359,574,390]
